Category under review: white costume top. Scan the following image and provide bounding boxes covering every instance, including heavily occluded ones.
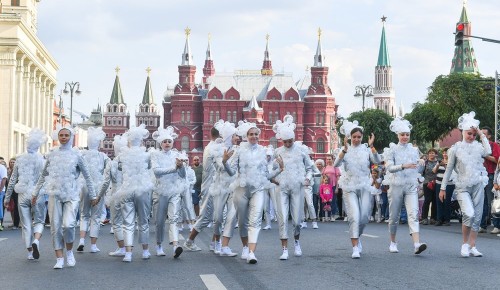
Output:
[210,143,239,196]
[441,135,490,189]
[151,148,187,195]
[382,143,423,186]
[80,149,109,195]
[115,146,153,198]
[274,142,314,191]
[5,152,45,199]
[334,144,380,192]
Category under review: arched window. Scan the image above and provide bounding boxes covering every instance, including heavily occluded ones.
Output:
[181,111,185,123]
[233,111,237,122]
[269,111,273,125]
[209,111,214,124]
[317,138,325,153]
[181,136,190,152]
[269,137,278,149]
[321,112,326,125]
[227,111,231,122]
[215,111,220,121]
[316,112,320,125]
[187,111,191,123]
[149,118,153,126]
[275,111,279,121]
[120,106,124,113]
[252,110,256,118]
[292,112,297,122]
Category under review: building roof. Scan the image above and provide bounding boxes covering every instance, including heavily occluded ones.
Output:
[314,28,324,67]
[109,74,125,104]
[142,75,155,104]
[459,5,469,23]
[377,26,391,67]
[244,95,262,111]
[181,27,194,66]
[450,5,479,74]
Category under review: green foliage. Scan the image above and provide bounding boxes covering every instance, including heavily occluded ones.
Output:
[405,102,447,146]
[346,109,397,150]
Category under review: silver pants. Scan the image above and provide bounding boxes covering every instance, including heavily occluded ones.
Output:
[213,191,237,238]
[121,192,152,247]
[233,187,265,244]
[274,186,304,240]
[18,193,46,248]
[80,188,105,238]
[263,187,276,225]
[456,183,484,232]
[153,192,181,244]
[109,198,124,242]
[48,195,79,250]
[344,189,372,238]
[388,184,419,235]
[193,193,214,233]
[180,189,196,221]
[303,185,317,220]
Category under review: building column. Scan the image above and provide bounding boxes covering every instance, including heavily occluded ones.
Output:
[0,47,19,157]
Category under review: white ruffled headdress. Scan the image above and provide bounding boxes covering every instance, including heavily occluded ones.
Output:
[389,117,412,134]
[26,128,48,153]
[273,115,296,140]
[152,126,178,143]
[87,127,106,150]
[214,120,237,148]
[236,120,259,138]
[458,111,480,130]
[126,124,149,146]
[113,134,128,156]
[339,120,363,139]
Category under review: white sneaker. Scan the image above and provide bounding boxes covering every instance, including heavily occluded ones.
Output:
[414,242,427,255]
[183,241,202,251]
[490,227,500,234]
[389,242,399,253]
[77,242,84,252]
[173,246,183,258]
[352,246,361,259]
[220,246,237,257]
[461,243,470,257]
[343,217,348,222]
[66,251,76,267]
[294,240,302,257]
[109,248,126,257]
[90,244,100,253]
[262,224,271,230]
[241,246,249,260]
[123,252,132,262]
[32,240,40,259]
[469,246,483,257]
[110,227,114,234]
[28,252,34,260]
[209,241,215,251]
[312,222,318,229]
[214,241,222,254]
[142,250,151,259]
[279,248,289,260]
[247,251,257,264]
[300,222,307,229]
[53,258,64,269]
[156,245,166,256]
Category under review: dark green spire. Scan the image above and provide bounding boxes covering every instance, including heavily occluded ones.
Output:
[377,24,390,67]
[142,67,154,104]
[459,5,468,23]
[450,5,479,74]
[109,67,125,104]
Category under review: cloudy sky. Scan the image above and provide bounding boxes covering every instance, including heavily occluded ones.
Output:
[35,0,500,123]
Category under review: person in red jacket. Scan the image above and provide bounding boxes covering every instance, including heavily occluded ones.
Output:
[319,175,333,221]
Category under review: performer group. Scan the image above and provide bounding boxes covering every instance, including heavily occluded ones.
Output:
[2,111,492,268]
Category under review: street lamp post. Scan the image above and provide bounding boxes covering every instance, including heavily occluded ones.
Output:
[354,85,374,112]
[63,81,82,126]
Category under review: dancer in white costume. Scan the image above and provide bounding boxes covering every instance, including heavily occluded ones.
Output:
[98,135,128,257]
[263,145,277,230]
[4,128,47,260]
[31,124,96,269]
[77,127,110,253]
[117,124,154,262]
[224,121,283,263]
[211,120,240,256]
[383,117,427,255]
[150,126,186,258]
[179,160,197,231]
[184,127,220,252]
[272,115,313,260]
[301,146,319,229]
[334,120,380,259]
[439,112,490,257]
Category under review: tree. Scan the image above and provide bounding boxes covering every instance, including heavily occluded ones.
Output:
[405,102,448,147]
[425,73,494,135]
[346,109,397,150]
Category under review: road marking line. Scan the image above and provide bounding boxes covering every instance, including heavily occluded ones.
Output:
[200,274,227,290]
[344,231,379,238]
[0,238,7,242]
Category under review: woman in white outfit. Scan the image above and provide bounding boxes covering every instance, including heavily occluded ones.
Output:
[383,117,427,255]
[334,120,380,259]
[4,128,47,260]
[77,127,110,253]
[31,124,96,269]
[223,121,283,264]
[439,112,490,257]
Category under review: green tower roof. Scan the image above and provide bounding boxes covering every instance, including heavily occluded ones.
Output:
[377,26,390,67]
[142,75,154,104]
[109,74,125,104]
[450,5,479,74]
[459,5,469,23]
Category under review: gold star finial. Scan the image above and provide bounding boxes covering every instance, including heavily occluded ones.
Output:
[185,27,191,37]
[381,15,387,23]
[318,27,322,40]
[146,67,151,76]
[115,66,120,75]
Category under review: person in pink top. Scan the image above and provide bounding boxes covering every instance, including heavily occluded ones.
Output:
[319,175,334,221]
[322,154,341,217]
